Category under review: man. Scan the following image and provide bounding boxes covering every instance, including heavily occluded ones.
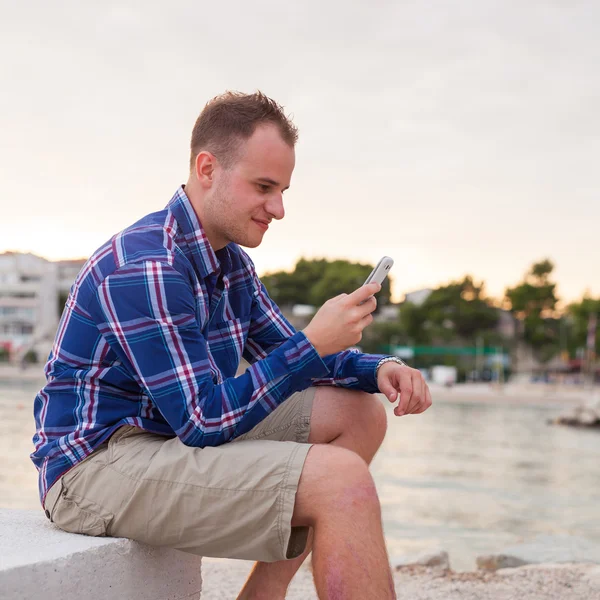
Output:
[32,91,432,599]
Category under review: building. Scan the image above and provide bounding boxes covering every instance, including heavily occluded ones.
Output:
[403,288,433,306]
[375,304,400,322]
[0,252,85,362]
[56,258,87,296]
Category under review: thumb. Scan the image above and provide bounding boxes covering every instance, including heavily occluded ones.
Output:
[379,379,398,403]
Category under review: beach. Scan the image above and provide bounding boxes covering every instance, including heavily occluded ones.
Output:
[1,364,599,596]
[198,558,600,599]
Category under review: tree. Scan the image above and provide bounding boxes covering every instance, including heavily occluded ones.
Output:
[260,258,392,308]
[400,276,498,345]
[505,259,560,362]
[566,296,600,357]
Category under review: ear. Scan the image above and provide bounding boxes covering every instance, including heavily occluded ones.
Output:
[193,151,217,189]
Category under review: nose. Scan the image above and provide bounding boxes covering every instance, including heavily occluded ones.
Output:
[265,193,285,221]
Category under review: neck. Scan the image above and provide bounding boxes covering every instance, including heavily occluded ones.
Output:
[183,179,226,250]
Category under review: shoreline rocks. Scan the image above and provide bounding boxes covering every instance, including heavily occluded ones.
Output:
[476,535,600,572]
[392,535,600,576]
[549,395,600,428]
[392,549,450,571]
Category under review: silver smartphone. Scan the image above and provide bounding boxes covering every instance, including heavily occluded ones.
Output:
[364,256,394,287]
[359,256,394,304]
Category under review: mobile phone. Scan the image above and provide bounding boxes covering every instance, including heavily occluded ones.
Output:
[359,256,393,304]
[364,256,394,287]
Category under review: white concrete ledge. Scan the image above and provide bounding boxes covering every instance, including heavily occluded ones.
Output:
[0,509,202,600]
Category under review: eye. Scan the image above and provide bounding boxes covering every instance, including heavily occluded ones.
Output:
[257,183,270,193]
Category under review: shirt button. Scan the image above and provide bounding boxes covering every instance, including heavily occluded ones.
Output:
[45,509,50,519]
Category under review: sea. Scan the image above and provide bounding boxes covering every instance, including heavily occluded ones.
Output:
[1,373,599,571]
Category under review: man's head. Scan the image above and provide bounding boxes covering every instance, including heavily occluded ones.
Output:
[186,91,298,250]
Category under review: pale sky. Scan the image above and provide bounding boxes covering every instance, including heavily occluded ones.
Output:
[1,0,598,304]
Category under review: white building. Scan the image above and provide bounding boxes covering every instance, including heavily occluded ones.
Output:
[56,258,87,296]
[403,288,433,306]
[0,253,85,362]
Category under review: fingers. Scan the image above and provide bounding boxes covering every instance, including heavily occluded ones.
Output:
[394,371,413,416]
[356,295,377,318]
[405,374,425,415]
[405,377,432,415]
[379,379,398,403]
[347,282,381,306]
[358,313,373,331]
[413,385,433,414]
[394,371,433,416]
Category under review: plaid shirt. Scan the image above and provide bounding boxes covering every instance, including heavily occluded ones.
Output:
[32,186,386,505]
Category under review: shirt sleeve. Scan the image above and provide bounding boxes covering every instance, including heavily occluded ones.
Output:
[242,258,388,394]
[88,260,329,446]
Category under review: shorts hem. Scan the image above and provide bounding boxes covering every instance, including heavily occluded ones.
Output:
[277,442,313,561]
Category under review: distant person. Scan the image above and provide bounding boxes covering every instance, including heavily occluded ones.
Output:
[31,91,432,599]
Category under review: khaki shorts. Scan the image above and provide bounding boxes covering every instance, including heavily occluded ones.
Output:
[44,387,316,562]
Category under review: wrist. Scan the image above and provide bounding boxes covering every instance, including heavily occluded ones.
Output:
[375,356,407,379]
[302,327,326,356]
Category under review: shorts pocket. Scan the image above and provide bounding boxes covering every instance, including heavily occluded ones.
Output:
[51,480,113,537]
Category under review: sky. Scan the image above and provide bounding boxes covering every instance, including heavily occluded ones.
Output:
[1,0,599,304]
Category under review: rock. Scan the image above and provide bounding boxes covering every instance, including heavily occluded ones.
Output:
[393,549,450,570]
[477,535,600,571]
[553,395,600,428]
[477,554,529,571]
[578,408,599,425]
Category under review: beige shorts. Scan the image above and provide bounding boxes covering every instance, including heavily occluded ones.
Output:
[44,387,316,562]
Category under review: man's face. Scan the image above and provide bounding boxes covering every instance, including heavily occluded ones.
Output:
[204,124,295,249]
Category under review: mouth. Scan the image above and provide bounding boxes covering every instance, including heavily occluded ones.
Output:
[252,219,270,232]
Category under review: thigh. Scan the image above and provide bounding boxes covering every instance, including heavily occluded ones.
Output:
[234,386,316,443]
[46,426,312,563]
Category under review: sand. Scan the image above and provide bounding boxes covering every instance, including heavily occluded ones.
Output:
[199,558,600,599]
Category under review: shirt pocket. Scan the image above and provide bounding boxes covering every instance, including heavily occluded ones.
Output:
[208,316,251,374]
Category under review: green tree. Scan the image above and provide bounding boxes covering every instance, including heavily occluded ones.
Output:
[505,259,560,362]
[360,320,409,354]
[400,276,498,345]
[566,296,600,357]
[261,258,392,308]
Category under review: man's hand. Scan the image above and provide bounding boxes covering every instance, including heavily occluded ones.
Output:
[377,362,432,416]
[303,282,381,356]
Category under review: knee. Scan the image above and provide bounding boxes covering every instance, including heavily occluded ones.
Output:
[361,393,388,446]
[294,446,380,526]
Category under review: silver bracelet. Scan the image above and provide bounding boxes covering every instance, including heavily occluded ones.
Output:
[375,356,407,379]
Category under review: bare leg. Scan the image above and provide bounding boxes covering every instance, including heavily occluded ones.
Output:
[237,389,389,600]
[300,445,395,599]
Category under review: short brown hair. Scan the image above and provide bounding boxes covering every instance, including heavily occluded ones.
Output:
[189,91,298,171]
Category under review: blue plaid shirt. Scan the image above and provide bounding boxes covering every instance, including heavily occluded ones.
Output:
[32,186,386,505]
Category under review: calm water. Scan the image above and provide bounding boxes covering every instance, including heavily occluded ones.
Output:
[2,375,599,571]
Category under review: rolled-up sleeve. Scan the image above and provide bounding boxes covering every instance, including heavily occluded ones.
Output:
[88,260,329,445]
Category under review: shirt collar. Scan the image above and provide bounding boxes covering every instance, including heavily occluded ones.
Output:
[167,185,232,279]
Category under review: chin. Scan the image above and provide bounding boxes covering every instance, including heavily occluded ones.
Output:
[230,231,264,249]
[238,237,262,249]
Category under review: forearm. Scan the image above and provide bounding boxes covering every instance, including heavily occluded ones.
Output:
[310,349,388,393]
[152,331,329,446]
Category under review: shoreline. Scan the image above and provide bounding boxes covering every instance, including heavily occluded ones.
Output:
[0,364,46,384]
[1,362,596,406]
[199,558,600,599]
[428,381,595,407]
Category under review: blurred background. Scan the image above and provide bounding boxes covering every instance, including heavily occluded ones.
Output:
[1,0,598,572]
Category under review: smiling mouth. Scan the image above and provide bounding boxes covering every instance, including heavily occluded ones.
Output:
[253,219,269,231]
